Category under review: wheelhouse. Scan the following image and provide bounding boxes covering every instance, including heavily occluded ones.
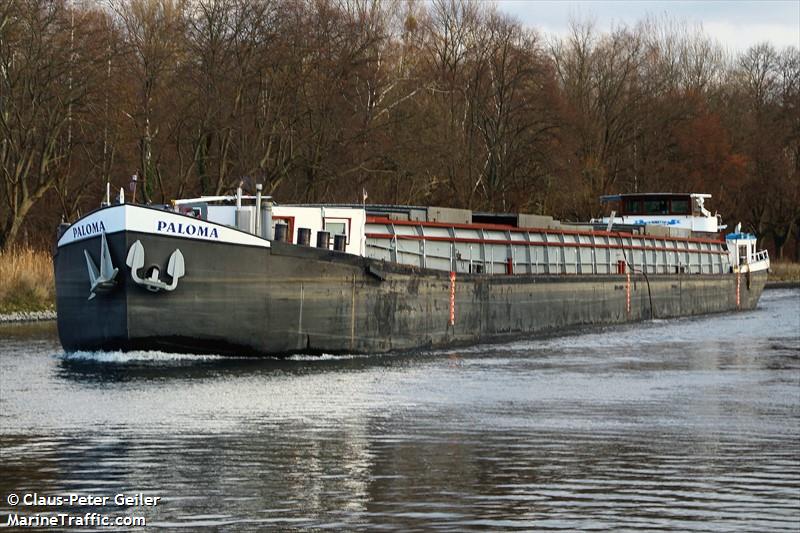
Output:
[601,193,709,217]
[595,192,723,234]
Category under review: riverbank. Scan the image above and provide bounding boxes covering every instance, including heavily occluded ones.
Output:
[0,246,55,319]
[766,261,800,289]
[0,309,58,323]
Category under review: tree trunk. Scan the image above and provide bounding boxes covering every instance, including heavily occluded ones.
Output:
[1,198,34,250]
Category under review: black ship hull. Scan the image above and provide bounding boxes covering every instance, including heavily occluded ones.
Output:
[55,229,767,357]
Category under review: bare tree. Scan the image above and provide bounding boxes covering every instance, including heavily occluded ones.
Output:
[551,20,647,213]
[0,0,105,247]
[469,13,561,211]
[112,0,187,203]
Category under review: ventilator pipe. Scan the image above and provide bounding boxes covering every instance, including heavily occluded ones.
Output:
[264,198,273,240]
[255,184,262,237]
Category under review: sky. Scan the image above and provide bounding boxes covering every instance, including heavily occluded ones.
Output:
[495,0,800,53]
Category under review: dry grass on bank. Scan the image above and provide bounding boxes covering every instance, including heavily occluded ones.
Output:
[0,246,55,313]
[769,261,800,282]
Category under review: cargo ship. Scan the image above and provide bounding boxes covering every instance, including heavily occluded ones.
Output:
[54,189,769,356]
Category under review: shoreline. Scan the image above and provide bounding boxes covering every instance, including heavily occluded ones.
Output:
[764,280,800,290]
[0,310,57,324]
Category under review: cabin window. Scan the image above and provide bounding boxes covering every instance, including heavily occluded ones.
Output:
[179,205,206,219]
[624,199,641,214]
[671,199,690,214]
[324,218,350,243]
[325,221,346,235]
[644,200,669,215]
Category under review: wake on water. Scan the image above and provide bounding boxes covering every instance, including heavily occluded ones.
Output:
[59,349,372,364]
[61,350,234,363]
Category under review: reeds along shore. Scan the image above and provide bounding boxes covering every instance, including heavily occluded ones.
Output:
[768,261,800,283]
[0,247,55,313]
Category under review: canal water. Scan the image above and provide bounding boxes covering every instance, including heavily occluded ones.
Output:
[1,289,798,531]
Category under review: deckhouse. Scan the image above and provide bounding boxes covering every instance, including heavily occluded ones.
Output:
[595,193,723,234]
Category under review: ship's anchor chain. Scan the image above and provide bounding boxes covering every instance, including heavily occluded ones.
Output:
[126,240,186,292]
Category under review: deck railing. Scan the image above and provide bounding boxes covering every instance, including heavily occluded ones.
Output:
[750,249,769,263]
[365,219,732,276]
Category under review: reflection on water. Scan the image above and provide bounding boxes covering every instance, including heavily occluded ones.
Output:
[1,289,798,530]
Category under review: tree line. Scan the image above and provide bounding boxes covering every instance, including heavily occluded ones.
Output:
[1,0,798,258]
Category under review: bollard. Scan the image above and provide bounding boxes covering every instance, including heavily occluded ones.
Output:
[316,230,330,249]
[333,234,347,252]
[298,228,311,246]
[274,223,289,243]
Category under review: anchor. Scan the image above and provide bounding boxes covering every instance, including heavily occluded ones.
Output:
[84,232,119,300]
[126,240,185,292]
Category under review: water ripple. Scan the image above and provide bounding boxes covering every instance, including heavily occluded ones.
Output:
[0,289,798,530]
